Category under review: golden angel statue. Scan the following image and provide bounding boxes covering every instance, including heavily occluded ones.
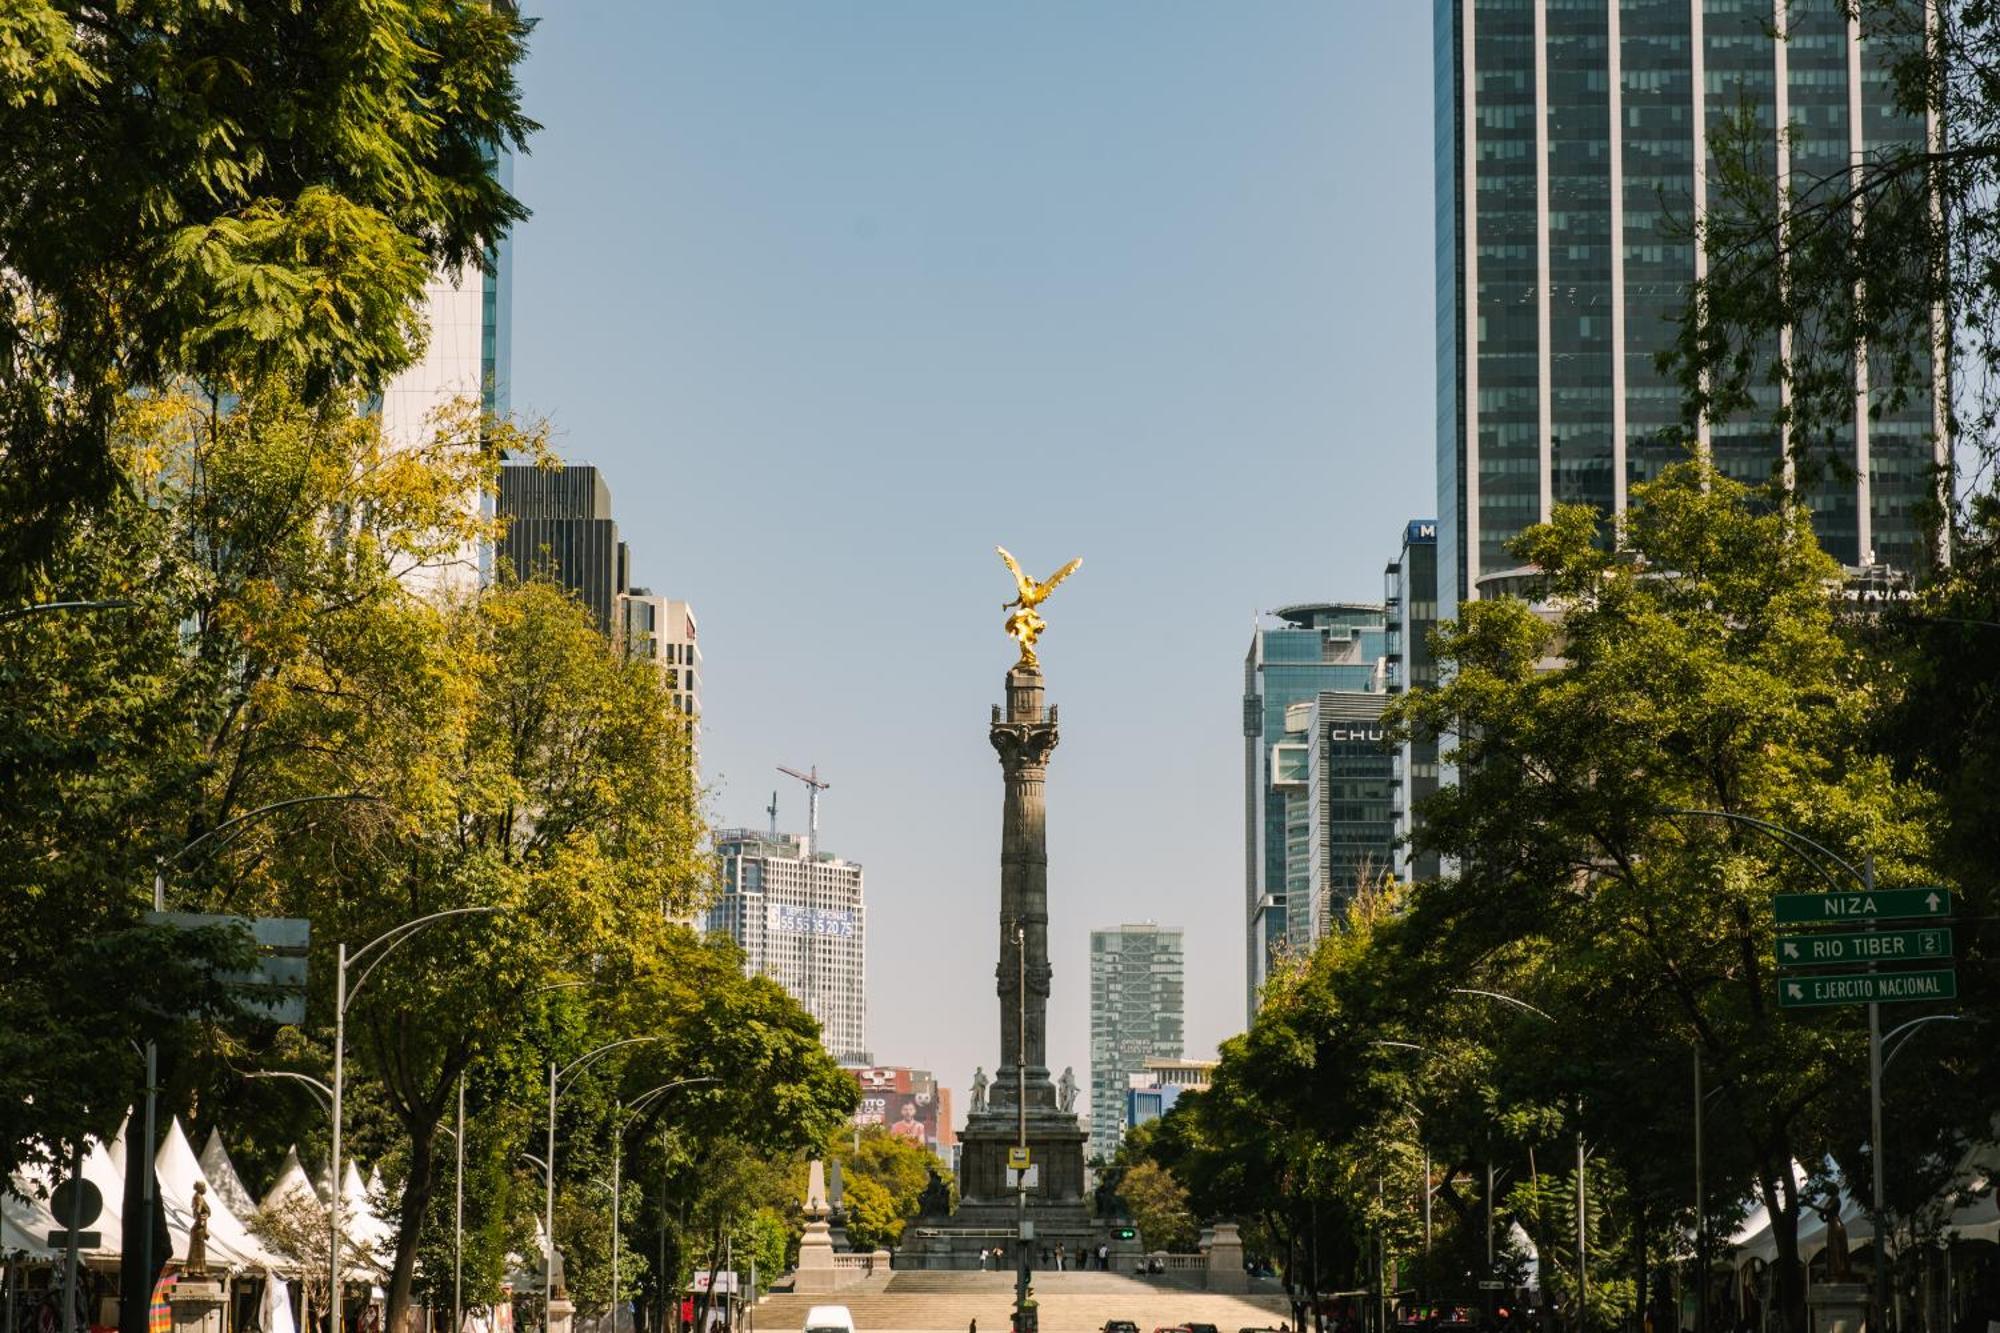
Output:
[997,546,1082,667]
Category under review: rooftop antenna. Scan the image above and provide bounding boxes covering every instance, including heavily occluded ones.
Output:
[776,764,831,856]
[766,790,779,838]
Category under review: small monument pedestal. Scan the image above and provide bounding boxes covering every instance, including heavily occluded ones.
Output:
[1206,1223,1248,1294]
[547,1297,576,1333]
[1806,1284,1868,1333]
[169,1279,225,1333]
[795,1160,843,1295]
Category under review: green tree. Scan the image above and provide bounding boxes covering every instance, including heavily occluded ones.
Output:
[1390,462,1941,1333]
[1120,1161,1196,1253]
[0,0,536,580]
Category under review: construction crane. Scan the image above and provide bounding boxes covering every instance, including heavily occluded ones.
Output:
[777,764,830,856]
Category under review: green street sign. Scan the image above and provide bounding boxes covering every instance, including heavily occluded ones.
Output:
[1778,968,1957,1008]
[1775,927,1953,968]
[1771,887,1950,925]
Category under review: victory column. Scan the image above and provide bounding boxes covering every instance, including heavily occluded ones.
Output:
[900,548,1130,1290]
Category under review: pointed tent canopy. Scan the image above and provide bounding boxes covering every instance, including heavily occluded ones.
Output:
[340,1159,394,1268]
[1,1133,127,1262]
[199,1128,260,1226]
[156,1117,284,1272]
[262,1146,318,1213]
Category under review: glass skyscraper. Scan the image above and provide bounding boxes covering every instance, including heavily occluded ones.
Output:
[1242,604,1388,1021]
[1088,924,1184,1163]
[1435,0,1941,613]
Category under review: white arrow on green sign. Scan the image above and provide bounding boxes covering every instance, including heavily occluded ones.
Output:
[1770,887,1950,925]
[1777,968,1957,1008]
[1775,927,1952,968]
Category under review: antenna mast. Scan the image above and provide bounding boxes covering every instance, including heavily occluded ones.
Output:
[776,764,831,856]
[766,791,779,838]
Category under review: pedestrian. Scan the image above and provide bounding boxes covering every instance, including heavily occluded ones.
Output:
[1056,1243,1065,1272]
[970,1322,977,1333]
[1097,1243,1107,1271]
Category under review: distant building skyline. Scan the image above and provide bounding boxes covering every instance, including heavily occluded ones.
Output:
[1435,1,1940,617]
[707,828,869,1064]
[1088,923,1184,1163]
[1385,520,1441,883]
[1243,604,1388,1021]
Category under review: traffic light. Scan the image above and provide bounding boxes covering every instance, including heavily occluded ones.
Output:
[1114,1227,1136,1241]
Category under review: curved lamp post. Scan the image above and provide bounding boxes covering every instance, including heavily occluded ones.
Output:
[544,1038,665,1333]
[1444,989,1590,1318]
[611,1078,720,1332]
[1661,808,1895,1324]
[330,907,501,1333]
[146,793,384,1333]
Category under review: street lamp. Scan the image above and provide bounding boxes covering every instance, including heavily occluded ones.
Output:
[1012,921,1028,1333]
[0,598,136,623]
[620,1072,732,1320]
[546,1038,665,1333]
[145,792,385,1332]
[1662,808,1895,1325]
[1366,1042,1436,1310]
[330,907,501,1333]
[1445,989,1590,1320]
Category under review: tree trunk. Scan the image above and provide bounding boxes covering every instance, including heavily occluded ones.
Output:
[385,1122,440,1333]
[1758,1158,1807,1333]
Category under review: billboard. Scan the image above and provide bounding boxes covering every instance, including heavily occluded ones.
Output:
[846,1066,951,1151]
[766,903,857,938]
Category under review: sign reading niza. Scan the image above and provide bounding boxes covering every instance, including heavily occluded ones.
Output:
[1778,968,1957,1008]
[1770,888,1950,925]
[1774,927,1952,968]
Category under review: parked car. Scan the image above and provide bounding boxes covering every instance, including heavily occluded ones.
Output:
[1185,1323,1222,1333]
[1103,1322,1141,1333]
[804,1306,856,1333]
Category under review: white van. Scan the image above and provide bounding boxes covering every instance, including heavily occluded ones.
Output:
[803,1306,856,1333]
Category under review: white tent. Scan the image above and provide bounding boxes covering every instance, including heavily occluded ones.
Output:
[199,1128,261,1227]
[339,1160,394,1275]
[261,1146,318,1214]
[155,1117,285,1272]
[1,1133,126,1263]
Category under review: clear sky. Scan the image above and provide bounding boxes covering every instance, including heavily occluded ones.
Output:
[508,4,1435,1106]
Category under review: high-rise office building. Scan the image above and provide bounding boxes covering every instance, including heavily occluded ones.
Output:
[621,591,702,723]
[497,464,628,631]
[1384,521,1442,882]
[1435,0,1939,617]
[706,829,868,1064]
[1302,691,1397,935]
[1087,924,1184,1163]
[380,141,514,599]
[1243,605,1388,1021]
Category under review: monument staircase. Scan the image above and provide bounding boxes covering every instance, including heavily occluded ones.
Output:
[754,1270,1292,1333]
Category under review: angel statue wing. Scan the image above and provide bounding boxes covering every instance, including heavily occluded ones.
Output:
[996,545,1035,605]
[1035,557,1083,602]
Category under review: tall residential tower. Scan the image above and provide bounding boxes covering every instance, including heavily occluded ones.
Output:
[1435,0,1939,614]
[1087,923,1185,1163]
[706,829,868,1064]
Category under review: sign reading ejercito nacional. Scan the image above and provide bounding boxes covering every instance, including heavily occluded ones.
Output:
[1778,968,1957,1009]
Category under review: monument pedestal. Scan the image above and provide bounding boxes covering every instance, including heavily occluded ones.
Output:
[794,1220,841,1295]
[547,1297,576,1333]
[169,1278,225,1333]
[1807,1283,1868,1333]
[1206,1223,1248,1293]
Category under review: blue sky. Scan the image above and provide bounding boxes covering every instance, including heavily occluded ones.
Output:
[509,3,1435,1101]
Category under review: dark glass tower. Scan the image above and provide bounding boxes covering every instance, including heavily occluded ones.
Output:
[1435,0,1940,614]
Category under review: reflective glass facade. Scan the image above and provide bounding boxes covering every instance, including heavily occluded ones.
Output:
[1436,0,1940,613]
[1242,605,1388,1021]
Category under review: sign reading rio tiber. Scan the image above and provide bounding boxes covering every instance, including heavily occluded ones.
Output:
[1772,889,1957,1010]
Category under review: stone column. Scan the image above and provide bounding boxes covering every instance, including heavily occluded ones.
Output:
[989,664,1059,1109]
